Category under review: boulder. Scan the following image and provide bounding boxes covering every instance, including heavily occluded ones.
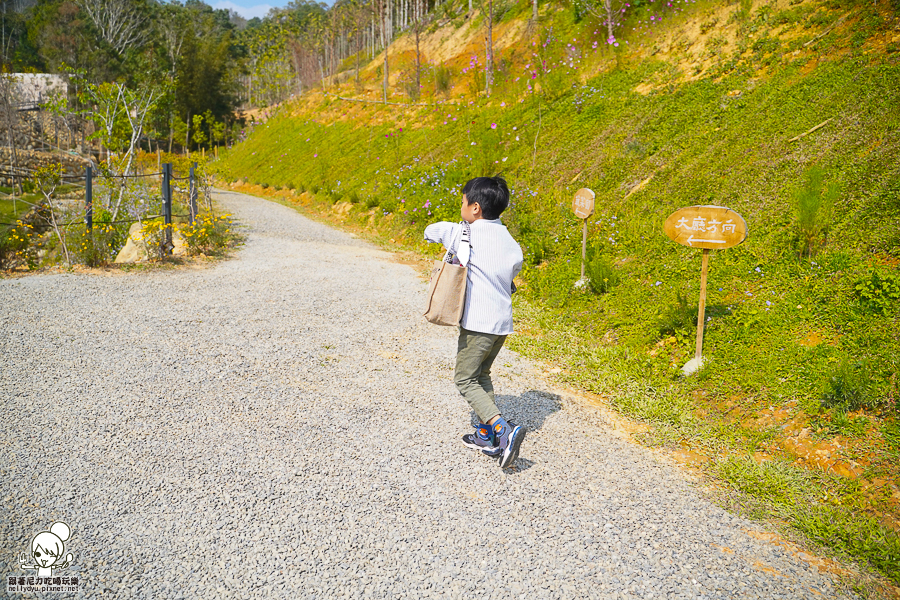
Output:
[114,222,187,263]
[115,222,150,263]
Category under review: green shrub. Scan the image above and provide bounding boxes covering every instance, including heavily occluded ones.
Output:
[520,231,552,265]
[70,220,129,267]
[821,360,874,413]
[434,64,452,95]
[349,190,361,204]
[820,410,869,437]
[0,221,39,270]
[882,421,900,450]
[403,78,421,101]
[659,291,697,336]
[585,253,618,294]
[855,270,900,314]
[541,67,571,101]
[794,166,837,258]
[365,196,380,209]
[311,185,320,194]
[297,182,307,193]
[179,212,234,255]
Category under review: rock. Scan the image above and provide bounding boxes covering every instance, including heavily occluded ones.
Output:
[114,222,151,263]
[115,221,187,262]
[681,356,705,376]
[332,201,353,217]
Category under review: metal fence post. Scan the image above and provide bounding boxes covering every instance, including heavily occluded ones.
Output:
[189,162,198,224]
[162,163,173,255]
[85,166,93,231]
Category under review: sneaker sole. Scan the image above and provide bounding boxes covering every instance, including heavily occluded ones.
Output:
[462,435,500,456]
[498,426,525,469]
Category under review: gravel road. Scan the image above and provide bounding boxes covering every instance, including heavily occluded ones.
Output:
[1,189,852,599]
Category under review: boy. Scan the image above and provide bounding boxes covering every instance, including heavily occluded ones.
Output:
[424,176,525,469]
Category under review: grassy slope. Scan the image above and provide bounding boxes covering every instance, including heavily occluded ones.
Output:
[220,0,900,590]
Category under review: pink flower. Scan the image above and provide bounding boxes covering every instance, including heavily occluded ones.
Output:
[491,123,497,129]
[314,154,317,157]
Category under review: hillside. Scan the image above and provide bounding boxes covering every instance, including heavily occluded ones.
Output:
[219,0,900,591]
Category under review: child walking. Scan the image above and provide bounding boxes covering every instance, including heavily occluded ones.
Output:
[424,176,525,469]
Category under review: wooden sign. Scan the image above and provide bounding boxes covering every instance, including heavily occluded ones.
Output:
[572,188,595,219]
[662,205,748,375]
[573,188,595,282]
[663,205,747,250]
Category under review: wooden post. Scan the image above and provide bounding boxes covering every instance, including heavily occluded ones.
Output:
[162,163,173,255]
[85,165,93,231]
[189,162,198,224]
[581,218,587,280]
[695,248,710,360]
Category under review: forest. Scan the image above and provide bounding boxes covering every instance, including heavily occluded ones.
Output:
[3,0,505,148]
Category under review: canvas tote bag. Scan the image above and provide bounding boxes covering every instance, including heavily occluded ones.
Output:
[424,222,471,326]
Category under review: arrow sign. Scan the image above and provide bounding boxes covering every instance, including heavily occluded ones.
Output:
[662,205,749,375]
[687,235,727,246]
[663,205,748,250]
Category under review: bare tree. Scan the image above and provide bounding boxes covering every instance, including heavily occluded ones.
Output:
[377,0,390,102]
[580,0,626,45]
[33,164,72,267]
[475,0,494,97]
[411,0,431,94]
[80,80,163,219]
[76,0,150,57]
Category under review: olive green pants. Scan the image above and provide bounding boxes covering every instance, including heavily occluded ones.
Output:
[454,327,507,423]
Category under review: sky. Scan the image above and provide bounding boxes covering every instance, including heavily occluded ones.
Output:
[211,0,279,20]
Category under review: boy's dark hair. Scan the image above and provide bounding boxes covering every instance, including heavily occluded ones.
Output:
[463,176,510,220]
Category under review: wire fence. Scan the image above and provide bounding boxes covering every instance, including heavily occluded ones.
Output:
[2,162,210,257]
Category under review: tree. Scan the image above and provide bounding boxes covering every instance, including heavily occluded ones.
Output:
[580,0,627,46]
[175,13,237,138]
[411,0,431,94]
[33,163,71,266]
[78,78,167,218]
[475,0,494,97]
[75,0,151,58]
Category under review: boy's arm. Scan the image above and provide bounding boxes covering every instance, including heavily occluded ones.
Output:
[423,222,458,249]
[511,247,524,293]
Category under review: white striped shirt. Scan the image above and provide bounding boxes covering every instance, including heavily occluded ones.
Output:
[424,219,523,335]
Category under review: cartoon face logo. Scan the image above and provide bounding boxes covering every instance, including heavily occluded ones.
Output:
[20,522,74,578]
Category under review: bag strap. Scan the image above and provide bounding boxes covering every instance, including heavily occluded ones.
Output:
[444,221,471,265]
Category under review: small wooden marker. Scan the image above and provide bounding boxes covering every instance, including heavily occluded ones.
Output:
[663,205,748,375]
[572,188,595,282]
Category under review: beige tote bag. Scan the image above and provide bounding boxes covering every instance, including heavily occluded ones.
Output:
[424,222,471,326]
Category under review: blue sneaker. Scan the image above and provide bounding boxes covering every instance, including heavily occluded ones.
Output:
[462,424,502,457]
[493,421,526,469]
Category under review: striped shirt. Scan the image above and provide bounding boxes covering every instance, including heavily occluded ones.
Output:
[424,219,524,335]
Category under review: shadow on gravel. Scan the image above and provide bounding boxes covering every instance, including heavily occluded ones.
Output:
[469,390,562,432]
[503,458,535,473]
